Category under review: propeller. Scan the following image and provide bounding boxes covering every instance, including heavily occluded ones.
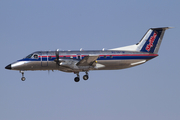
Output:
[54,49,60,65]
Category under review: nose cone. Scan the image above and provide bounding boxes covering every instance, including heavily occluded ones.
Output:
[5,64,11,70]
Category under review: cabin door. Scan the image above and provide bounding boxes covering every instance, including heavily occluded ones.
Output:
[41,52,48,67]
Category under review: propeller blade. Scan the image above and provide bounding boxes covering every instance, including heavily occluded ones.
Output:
[54,49,60,65]
[56,49,59,60]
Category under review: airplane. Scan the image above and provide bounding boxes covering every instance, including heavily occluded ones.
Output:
[5,27,171,82]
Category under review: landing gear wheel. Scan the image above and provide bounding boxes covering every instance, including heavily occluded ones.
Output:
[83,75,89,80]
[21,77,26,81]
[74,77,80,82]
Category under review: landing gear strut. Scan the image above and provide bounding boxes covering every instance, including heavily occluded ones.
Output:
[74,72,80,82]
[20,71,26,81]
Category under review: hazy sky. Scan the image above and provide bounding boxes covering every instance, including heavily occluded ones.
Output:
[1,0,180,120]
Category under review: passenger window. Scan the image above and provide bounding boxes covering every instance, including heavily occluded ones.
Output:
[33,54,38,59]
[110,55,113,58]
[49,56,52,59]
[104,55,106,58]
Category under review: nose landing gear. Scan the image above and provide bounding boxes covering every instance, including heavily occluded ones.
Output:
[20,71,26,81]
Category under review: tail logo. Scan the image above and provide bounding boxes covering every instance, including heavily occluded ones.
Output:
[146,31,158,51]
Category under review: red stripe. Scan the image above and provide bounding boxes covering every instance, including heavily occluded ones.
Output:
[40,54,158,58]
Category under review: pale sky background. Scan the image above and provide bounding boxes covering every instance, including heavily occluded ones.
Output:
[1,0,180,120]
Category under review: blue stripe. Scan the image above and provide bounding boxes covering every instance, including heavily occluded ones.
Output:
[18,55,156,62]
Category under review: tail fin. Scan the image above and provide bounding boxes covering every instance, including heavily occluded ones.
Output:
[137,27,171,54]
[109,27,171,53]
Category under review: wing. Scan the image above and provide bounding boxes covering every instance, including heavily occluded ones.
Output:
[76,55,99,66]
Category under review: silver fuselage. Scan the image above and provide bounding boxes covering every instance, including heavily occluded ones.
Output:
[8,50,158,73]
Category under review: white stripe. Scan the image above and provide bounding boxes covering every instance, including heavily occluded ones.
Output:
[131,60,146,65]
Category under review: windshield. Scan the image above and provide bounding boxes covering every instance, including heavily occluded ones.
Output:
[25,54,33,58]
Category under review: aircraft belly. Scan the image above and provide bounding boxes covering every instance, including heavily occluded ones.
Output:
[96,59,146,70]
[56,59,147,72]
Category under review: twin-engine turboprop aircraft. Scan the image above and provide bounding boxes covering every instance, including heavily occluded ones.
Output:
[5,27,170,82]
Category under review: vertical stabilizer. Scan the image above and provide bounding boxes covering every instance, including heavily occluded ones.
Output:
[137,27,170,54]
[109,27,171,53]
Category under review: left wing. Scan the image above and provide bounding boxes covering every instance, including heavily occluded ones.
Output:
[76,55,99,66]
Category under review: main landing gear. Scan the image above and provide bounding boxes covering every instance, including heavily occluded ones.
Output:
[20,71,26,81]
[74,72,89,82]
[83,71,89,80]
[74,73,80,82]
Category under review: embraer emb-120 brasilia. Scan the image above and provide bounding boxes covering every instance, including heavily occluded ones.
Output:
[5,27,171,82]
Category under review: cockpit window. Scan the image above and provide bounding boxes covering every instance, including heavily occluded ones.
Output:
[26,54,33,58]
[33,54,38,59]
